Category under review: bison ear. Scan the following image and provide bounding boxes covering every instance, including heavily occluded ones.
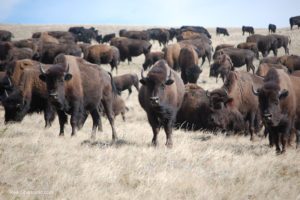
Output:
[64,73,73,81]
[278,89,288,99]
[139,78,147,85]
[165,79,174,85]
[39,74,46,82]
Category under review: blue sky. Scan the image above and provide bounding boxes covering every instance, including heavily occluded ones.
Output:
[0,0,299,28]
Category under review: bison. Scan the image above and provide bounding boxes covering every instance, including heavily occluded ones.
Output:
[143,51,164,70]
[289,16,300,30]
[139,60,184,147]
[207,71,264,140]
[216,27,229,36]
[178,45,202,84]
[252,68,300,153]
[268,24,276,33]
[242,26,254,35]
[0,30,14,42]
[247,34,278,57]
[102,33,116,43]
[39,55,118,141]
[84,44,120,73]
[147,28,170,46]
[272,34,291,55]
[113,73,139,97]
[215,44,234,52]
[256,63,288,77]
[237,42,259,59]
[279,55,300,72]
[110,37,152,63]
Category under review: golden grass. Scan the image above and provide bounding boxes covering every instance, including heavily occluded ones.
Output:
[0,25,300,200]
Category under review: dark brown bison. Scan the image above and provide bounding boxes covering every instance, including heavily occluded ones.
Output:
[0,30,14,41]
[147,28,170,46]
[33,42,82,64]
[84,44,120,73]
[252,68,300,153]
[268,24,276,33]
[2,59,55,126]
[242,26,254,35]
[68,26,99,43]
[216,27,229,36]
[143,51,164,70]
[215,44,234,52]
[12,39,39,55]
[237,42,259,59]
[256,63,288,77]
[207,71,264,140]
[279,55,300,72]
[102,33,116,43]
[178,45,202,84]
[32,31,76,44]
[272,34,291,55]
[179,26,211,39]
[111,95,128,121]
[119,30,149,41]
[113,73,139,97]
[247,34,278,57]
[290,16,300,30]
[139,60,184,147]
[211,48,256,78]
[110,37,152,63]
[39,55,118,141]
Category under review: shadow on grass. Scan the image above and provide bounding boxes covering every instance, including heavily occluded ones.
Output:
[81,139,140,149]
[192,135,212,142]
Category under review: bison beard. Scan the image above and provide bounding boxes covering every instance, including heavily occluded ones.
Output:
[182,65,202,84]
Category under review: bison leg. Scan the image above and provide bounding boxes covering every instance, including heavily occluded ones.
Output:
[296,129,300,149]
[274,132,281,154]
[98,114,103,132]
[147,114,160,146]
[44,103,56,128]
[102,98,118,142]
[164,122,173,148]
[249,112,256,141]
[201,56,206,66]
[121,111,126,122]
[57,110,68,136]
[284,46,289,55]
[127,87,132,98]
[90,109,100,140]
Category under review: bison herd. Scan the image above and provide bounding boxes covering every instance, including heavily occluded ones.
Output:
[0,16,300,155]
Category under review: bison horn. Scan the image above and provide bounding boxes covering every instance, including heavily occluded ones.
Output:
[168,69,172,79]
[40,63,46,74]
[66,64,70,73]
[206,90,211,98]
[4,90,8,98]
[141,68,145,79]
[7,76,12,87]
[252,85,259,96]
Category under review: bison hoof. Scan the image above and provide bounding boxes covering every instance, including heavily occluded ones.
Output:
[151,141,158,147]
[59,133,64,137]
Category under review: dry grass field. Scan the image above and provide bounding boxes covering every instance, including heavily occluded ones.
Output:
[0,24,300,200]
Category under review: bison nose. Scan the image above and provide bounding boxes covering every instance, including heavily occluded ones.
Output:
[149,96,159,105]
[263,113,272,121]
[49,92,58,100]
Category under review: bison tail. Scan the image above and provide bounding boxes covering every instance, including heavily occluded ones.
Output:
[108,72,118,96]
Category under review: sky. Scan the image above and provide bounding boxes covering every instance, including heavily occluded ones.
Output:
[0,0,299,28]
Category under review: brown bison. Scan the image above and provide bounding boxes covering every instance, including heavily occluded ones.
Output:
[237,42,259,59]
[252,68,300,153]
[272,34,290,55]
[119,30,149,41]
[110,37,152,63]
[247,34,278,57]
[279,55,300,72]
[0,30,14,41]
[113,73,139,97]
[178,45,202,84]
[256,63,288,77]
[32,31,76,44]
[33,42,82,64]
[2,59,55,126]
[139,60,184,147]
[259,56,281,64]
[211,48,256,79]
[39,55,118,141]
[143,51,164,70]
[84,44,120,73]
[207,71,264,140]
[162,43,181,70]
[215,44,234,52]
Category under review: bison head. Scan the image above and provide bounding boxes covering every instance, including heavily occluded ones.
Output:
[210,54,233,81]
[206,88,233,110]
[39,63,72,110]
[140,67,174,107]
[252,84,288,126]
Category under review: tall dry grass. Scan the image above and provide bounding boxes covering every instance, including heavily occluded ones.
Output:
[0,25,299,200]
